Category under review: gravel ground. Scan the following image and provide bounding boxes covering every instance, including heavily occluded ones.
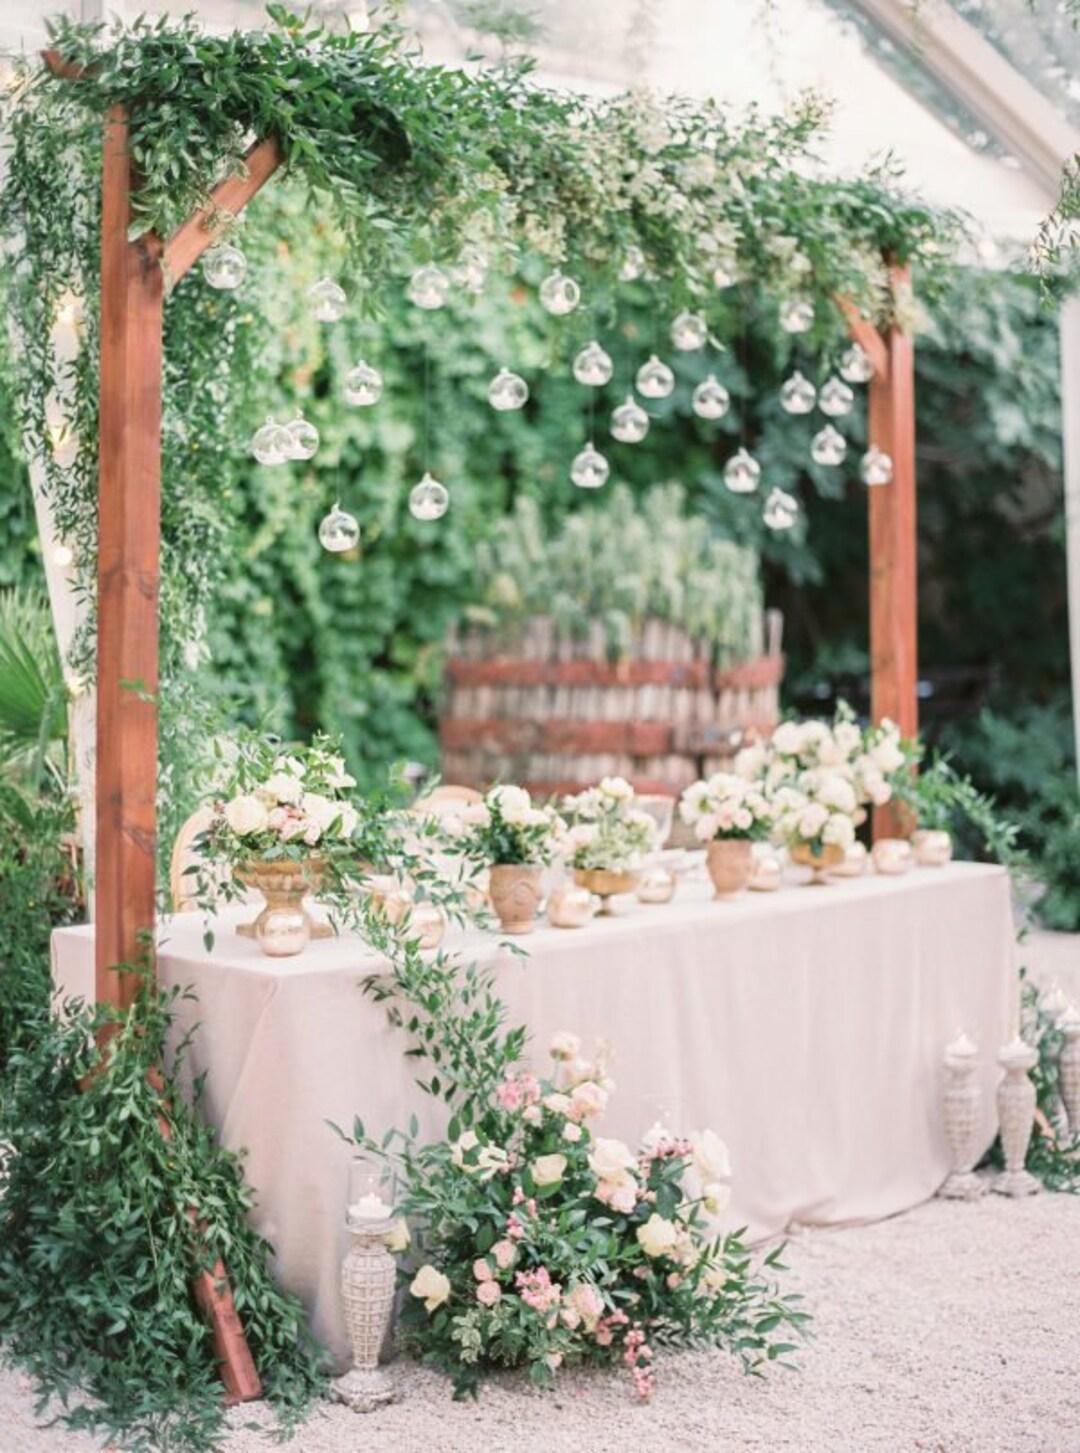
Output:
[3,1191,1078,1453]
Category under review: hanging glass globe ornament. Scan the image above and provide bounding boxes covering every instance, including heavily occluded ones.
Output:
[409,471,450,520]
[539,270,581,316]
[343,360,384,406]
[860,446,894,486]
[712,260,738,289]
[840,342,875,384]
[779,371,817,415]
[408,263,451,310]
[318,503,361,554]
[203,243,247,290]
[619,245,646,282]
[779,297,814,334]
[763,487,799,531]
[452,245,489,294]
[610,394,650,444]
[670,310,708,351]
[573,340,614,387]
[723,446,761,495]
[488,367,529,411]
[286,411,320,461]
[818,376,855,418]
[810,424,847,467]
[307,277,348,323]
[692,374,731,421]
[570,441,610,489]
[635,354,675,400]
[250,416,293,466]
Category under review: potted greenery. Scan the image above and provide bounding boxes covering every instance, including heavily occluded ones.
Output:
[561,777,656,913]
[449,786,565,934]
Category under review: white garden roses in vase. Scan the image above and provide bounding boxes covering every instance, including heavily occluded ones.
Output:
[198,733,362,955]
[679,772,773,898]
[449,786,566,935]
[561,777,656,914]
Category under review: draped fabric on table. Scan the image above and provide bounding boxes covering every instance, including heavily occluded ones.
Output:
[52,863,1016,1369]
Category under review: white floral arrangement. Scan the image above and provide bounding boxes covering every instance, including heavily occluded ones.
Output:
[203,733,360,864]
[678,772,774,843]
[561,777,656,873]
[447,785,566,867]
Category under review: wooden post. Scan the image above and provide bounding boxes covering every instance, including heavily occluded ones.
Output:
[864,265,918,837]
[96,105,163,1012]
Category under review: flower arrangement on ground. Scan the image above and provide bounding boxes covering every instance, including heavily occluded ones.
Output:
[679,772,775,897]
[446,786,566,934]
[367,1032,805,1400]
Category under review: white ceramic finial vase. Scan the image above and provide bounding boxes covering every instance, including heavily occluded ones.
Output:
[1057,1005,1080,1137]
[939,1032,985,1200]
[994,1038,1042,1198]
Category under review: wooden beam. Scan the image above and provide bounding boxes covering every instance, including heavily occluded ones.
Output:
[837,296,890,384]
[163,137,282,284]
[861,265,918,838]
[96,104,164,1013]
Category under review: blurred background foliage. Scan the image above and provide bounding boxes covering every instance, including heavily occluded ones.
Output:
[0,193,1073,915]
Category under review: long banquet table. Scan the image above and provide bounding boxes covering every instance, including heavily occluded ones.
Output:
[51,861,1016,1368]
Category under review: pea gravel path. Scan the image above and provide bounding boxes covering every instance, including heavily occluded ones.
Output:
[3,1191,1078,1453]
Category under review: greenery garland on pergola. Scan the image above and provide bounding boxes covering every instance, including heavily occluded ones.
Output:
[0,3,961,1432]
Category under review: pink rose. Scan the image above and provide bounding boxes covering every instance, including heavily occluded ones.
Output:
[492,1239,517,1270]
[267,807,288,831]
[473,1258,493,1282]
[570,1081,607,1120]
[476,1280,501,1307]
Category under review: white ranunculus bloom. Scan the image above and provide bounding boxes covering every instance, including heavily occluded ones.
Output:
[589,1137,637,1181]
[771,721,803,757]
[223,794,269,837]
[818,775,857,814]
[872,737,905,774]
[798,804,829,839]
[265,772,304,806]
[488,784,530,816]
[834,720,863,756]
[822,813,856,848]
[599,775,634,802]
[410,1264,451,1313]
[690,1128,732,1184]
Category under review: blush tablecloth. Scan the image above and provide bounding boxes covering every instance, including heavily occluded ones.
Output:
[51,861,1017,1368]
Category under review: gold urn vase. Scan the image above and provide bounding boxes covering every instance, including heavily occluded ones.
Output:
[573,867,641,916]
[236,857,333,957]
[790,841,844,885]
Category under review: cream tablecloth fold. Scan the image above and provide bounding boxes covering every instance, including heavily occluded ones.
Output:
[51,861,1017,1368]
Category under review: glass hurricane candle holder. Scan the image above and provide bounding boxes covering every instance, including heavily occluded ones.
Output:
[335,1156,399,1411]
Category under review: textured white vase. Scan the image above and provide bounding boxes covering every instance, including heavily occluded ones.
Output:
[1058,1005,1080,1138]
[939,1032,985,1200]
[333,1221,399,1411]
[994,1038,1041,1198]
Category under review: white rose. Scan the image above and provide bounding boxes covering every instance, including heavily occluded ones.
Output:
[476,1144,510,1180]
[223,794,268,837]
[300,792,338,832]
[589,1137,637,1181]
[798,804,829,839]
[872,737,905,774]
[384,1218,410,1253]
[818,776,856,814]
[771,721,803,757]
[550,1032,581,1061]
[690,1128,732,1184]
[533,1154,567,1187]
[410,1264,451,1313]
[702,1182,732,1217]
[834,721,862,755]
[451,1130,479,1168]
[544,1092,573,1115]
[488,785,530,816]
[563,1122,583,1143]
[599,776,634,802]
[337,804,359,838]
[274,754,307,779]
[636,1212,679,1258]
[265,772,304,806]
[822,814,856,848]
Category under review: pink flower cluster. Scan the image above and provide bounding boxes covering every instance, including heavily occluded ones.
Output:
[496,1071,541,1113]
[623,1324,656,1401]
[515,1266,563,1318]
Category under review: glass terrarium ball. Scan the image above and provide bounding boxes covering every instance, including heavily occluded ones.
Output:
[343,360,384,407]
[635,354,675,400]
[723,446,761,495]
[250,416,294,466]
[572,340,614,387]
[318,503,361,554]
[408,264,451,310]
[488,367,530,411]
[840,342,875,384]
[810,424,847,467]
[202,243,247,290]
[818,376,855,418]
[539,270,581,316]
[619,244,646,282]
[860,446,894,486]
[409,472,450,520]
[286,412,319,461]
[692,374,731,420]
[453,245,489,294]
[610,394,650,444]
[570,442,610,489]
[307,277,348,323]
[779,371,817,415]
[763,487,799,530]
[670,310,708,351]
[779,297,814,334]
